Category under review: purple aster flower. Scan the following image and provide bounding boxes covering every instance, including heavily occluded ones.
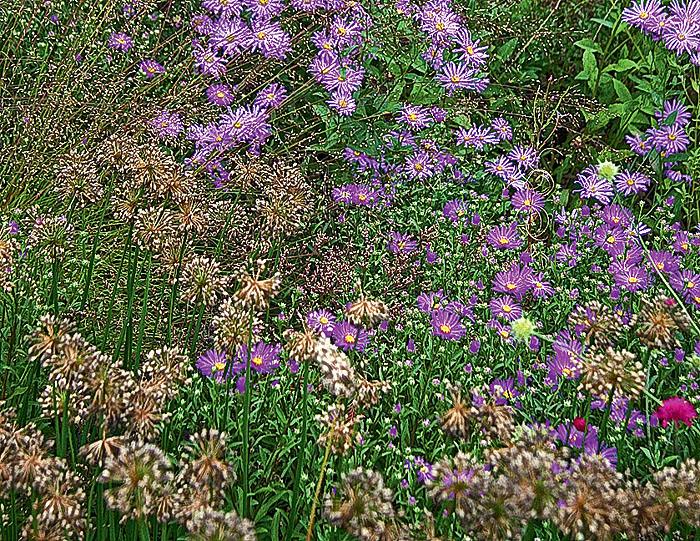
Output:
[625,133,652,156]
[140,59,165,79]
[485,156,515,179]
[326,91,356,116]
[248,0,284,20]
[492,262,534,298]
[436,62,489,95]
[531,273,555,298]
[193,45,227,79]
[307,308,336,335]
[651,124,690,155]
[672,230,691,254]
[414,457,435,483]
[490,377,519,405]
[388,231,418,254]
[207,84,234,106]
[236,341,281,375]
[254,82,288,109]
[397,104,431,131]
[612,263,648,292]
[149,110,184,138]
[663,21,700,56]
[333,321,371,352]
[202,0,243,17]
[615,170,650,195]
[247,20,291,60]
[109,32,134,52]
[508,145,540,170]
[431,309,466,341]
[350,184,377,206]
[594,225,627,256]
[511,189,545,214]
[487,222,523,250]
[489,296,522,321]
[622,0,665,29]
[546,352,579,387]
[196,350,233,382]
[646,250,680,274]
[443,199,469,223]
[404,151,434,180]
[573,165,614,205]
[453,28,489,67]
[491,117,512,141]
[655,99,691,127]
[417,290,445,313]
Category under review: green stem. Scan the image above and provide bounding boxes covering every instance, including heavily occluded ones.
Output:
[306,438,333,541]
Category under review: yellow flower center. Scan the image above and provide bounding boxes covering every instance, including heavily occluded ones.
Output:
[216,91,225,98]
[627,179,635,186]
[439,324,451,334]
[506,283,516,290]
[523,199,532,206]
[252,356,263,366]
[562,367,572,377]
[117,37,126,44]
[435,22,445,31]
[257,32,266,39]
[234,121,242,128]
[628,277,639,284]
[639,11,648,18]
[147,67,155,73]
[688,281,695,289]
[344,333,356,343]
[499,237,509,245]
[451,76,460,83]
[502,390,513,399]
[408,113,418,121]
[214,362,226,371]
[657,263,664,270]
[466,45,474,55]
[681,243,689,251]
[337,27,347,36]
[669,134,677,141]
[503,305,512,313]
[323,43,332,49]
[319,317,328,324]
[678,33,686,40]
[358,193,367,201]
[339,99,348,107]
[414,163,423,171]
[607,236,615,244]
[499,330,509,338]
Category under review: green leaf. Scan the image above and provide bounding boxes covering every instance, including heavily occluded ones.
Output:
[574,38,602,54]
[582,50,598,91]
[613,79,632,102]
[604,58,637,72]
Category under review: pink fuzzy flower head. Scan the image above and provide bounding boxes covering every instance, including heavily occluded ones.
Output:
[655,397,697,428]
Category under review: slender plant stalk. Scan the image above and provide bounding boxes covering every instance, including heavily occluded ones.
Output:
[306,438,333,541]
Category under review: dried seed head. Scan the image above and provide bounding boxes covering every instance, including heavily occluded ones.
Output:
[213,298,262,352]
[323,467,396,540]
[575,347,645,401]
[569,301,623,347]
[635,295,690,350]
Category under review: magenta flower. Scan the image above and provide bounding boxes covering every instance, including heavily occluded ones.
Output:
[388,232,418,254]
[655,397,697,428]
